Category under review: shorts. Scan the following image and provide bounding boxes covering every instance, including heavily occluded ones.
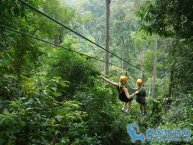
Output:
[119,95,133,103]
[136,96,146,106]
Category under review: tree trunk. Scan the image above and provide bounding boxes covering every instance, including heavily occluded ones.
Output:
[134,43,136,57]
[104,0,111,75]
[149,77,152,96]
[152,37,157,98]
[141,45,146,81]
[0,27,7,50]
[168,65,174,98]
[54,36,60,46]
[121,36,125,69]
[0,28,3,50]
[54,28,62,46]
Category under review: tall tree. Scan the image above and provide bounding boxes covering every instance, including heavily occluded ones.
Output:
[141,46,145,81]
[137,0,193,41]
[104,0,111,74]
[152,37,157,98]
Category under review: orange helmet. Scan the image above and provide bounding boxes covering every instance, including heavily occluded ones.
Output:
[119,76,129,82]
[137,79,143,86]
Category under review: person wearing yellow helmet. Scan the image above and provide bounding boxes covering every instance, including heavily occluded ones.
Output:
[100,75,135,114]
[132,79,147,114]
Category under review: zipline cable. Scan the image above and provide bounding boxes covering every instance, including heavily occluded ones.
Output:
[1,25,139,85]
[0,25,124,70]
[19,0,142,71]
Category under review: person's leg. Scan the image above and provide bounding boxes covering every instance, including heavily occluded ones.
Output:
[144,104,147,114]
[125,101,131,114]
[128,101,131,111]
[140,104,143,113]
[122,102,127,111]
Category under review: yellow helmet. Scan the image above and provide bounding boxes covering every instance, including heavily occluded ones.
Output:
[119,76,129,82]
[137,79,143,86]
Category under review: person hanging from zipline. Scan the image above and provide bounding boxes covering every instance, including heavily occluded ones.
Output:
[100,75,135,114]
[132,79,147,114]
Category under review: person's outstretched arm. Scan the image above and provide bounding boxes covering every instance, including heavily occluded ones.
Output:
[130,88,140,97]
[133,90,139,95]
[123,87,135,99]
[100,76,119,86]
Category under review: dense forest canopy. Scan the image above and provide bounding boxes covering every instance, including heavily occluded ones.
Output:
[0,0,192,145]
